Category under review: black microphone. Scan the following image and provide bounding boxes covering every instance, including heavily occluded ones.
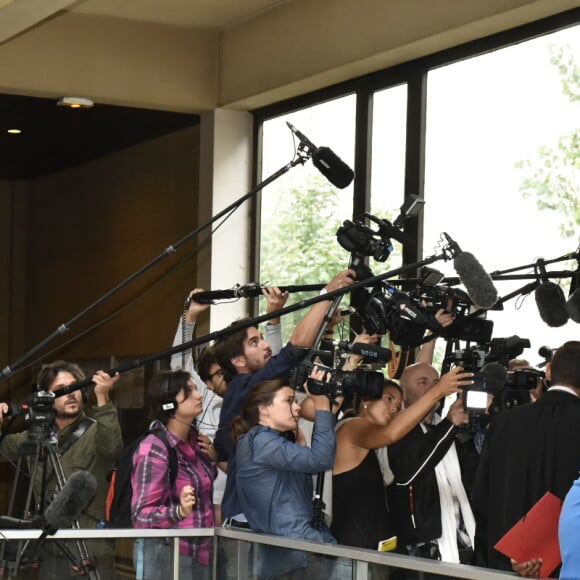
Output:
[42,470,97,534]
[286,122,354,189]
[443,233,498,310]
[566,266,580,323]
[534,260,569,327]
[482,362,508,393]
[537,345,553,368]
[338,341,392,362]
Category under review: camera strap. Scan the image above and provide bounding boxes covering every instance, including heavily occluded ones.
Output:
[58,417,96,456]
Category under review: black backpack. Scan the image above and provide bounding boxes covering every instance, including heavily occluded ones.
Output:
[105,427,178,528]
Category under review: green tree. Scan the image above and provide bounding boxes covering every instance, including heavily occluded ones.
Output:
[260,173,351,341]
[515,44,580,239]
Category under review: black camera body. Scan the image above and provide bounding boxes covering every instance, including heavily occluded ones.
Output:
[290,342,386,401]
[306,365,385,400]
[18,390,57,441]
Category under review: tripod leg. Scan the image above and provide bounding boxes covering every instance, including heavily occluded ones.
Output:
[0,441,45,577]
[47,451,101,580]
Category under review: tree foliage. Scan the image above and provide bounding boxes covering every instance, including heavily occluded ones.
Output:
[260,173,351,340]
[515,44,580,239]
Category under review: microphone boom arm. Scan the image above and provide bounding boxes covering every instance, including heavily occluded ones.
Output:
[54,251,449,397]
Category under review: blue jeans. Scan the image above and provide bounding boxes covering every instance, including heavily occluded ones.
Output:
[133,537,210,580]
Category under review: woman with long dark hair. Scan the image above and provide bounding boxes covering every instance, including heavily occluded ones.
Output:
[233,371,336,579]
[131,369,217,580]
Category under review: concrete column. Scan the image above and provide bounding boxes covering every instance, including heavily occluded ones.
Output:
[198,109,253,333]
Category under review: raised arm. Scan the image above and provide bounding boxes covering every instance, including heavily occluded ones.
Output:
[347,366,472,449]
[289,269,356,348]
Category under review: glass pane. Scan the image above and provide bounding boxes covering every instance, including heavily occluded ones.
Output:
[259,96,357,342]
[370,83,408,276]
[424,24,580,358]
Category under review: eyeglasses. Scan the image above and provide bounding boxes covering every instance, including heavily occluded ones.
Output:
[209,369,225,380]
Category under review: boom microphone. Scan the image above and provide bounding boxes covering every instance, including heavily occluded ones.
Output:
[444,234,498,309]
[534,260,569,327]
[0,471,97,534]
[42,470,97,534]
[286,122,354,189]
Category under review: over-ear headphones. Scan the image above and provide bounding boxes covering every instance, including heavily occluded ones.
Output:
[160,374,178,416]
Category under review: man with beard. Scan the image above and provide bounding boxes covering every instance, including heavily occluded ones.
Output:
[213,268,356,527]
[0,360,122,579]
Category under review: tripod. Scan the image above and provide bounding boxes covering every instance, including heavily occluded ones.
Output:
[0,405,100,580]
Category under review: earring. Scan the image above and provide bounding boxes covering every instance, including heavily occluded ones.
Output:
[363,404,368,410]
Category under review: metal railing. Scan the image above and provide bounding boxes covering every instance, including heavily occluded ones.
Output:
[0,527,517,579]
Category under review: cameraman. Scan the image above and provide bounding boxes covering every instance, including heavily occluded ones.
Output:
[213,268,356,527]
[0,360,122,579]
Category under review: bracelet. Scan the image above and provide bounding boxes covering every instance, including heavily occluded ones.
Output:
[177,505,184,520]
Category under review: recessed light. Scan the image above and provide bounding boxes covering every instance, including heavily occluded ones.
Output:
[57,97,94,109]
[7,129,21,134]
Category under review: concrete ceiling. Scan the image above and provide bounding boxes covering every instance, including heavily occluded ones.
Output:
[0,0,290,45]
[69,0,289,29]
[0,0,291,180]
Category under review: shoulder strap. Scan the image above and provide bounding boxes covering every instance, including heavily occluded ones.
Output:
[59,417,96,455]
[150,429,178,490]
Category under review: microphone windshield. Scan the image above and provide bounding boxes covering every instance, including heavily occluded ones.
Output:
[535,282,569,327]
[453,252,498,309]
[43,470,97,533]
[566,288,580,323]
[482,362,508,392]
[312,147,354,189]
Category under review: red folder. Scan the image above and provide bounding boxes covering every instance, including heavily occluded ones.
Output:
[494,491,563,578]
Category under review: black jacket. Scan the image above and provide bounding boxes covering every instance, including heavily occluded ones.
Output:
[386,417,458,546]
[472,390,580,572]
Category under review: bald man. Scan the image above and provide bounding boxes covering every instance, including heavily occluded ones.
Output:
[386,363,475,565]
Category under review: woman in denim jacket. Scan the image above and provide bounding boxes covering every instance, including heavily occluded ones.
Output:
[234,372,336,579]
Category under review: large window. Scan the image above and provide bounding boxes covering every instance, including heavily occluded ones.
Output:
[259,96,356,340]
[370,83,408,275]
[424,24,580,358]
[256,14,580,361]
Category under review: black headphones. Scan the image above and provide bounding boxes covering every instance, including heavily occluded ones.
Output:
[160,374,178,416]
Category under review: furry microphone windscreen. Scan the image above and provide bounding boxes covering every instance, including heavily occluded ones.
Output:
[43,470,97,533]
[566,288,580,323]
[453,252,498,310]
[535,282,569,327]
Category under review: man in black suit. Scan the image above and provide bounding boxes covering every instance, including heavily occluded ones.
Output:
[472,340,580,574]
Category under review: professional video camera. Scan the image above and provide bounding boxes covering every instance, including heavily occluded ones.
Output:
[443,335,531,373]
[494,367,545,412]
[443,335,535,427]
[408,266,495,343]
[334,203,494,347]
[16,390,57,441]
[290,340,391,400]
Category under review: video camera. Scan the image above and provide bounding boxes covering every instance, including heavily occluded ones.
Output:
[443,335,538,428]
[16,390,57,441]
[334,207,493,347]
[290,340,391,400]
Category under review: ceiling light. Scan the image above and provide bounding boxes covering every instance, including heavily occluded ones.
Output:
[57,97,94,109]
[7,129,22,134]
